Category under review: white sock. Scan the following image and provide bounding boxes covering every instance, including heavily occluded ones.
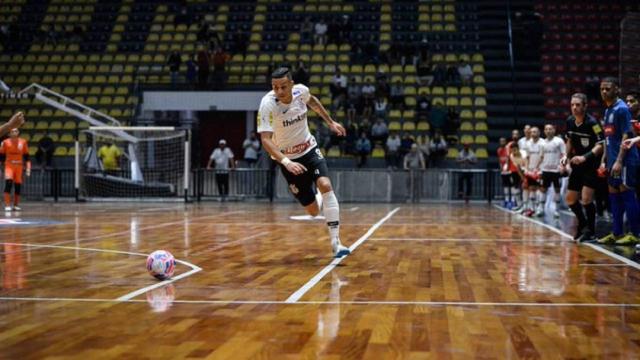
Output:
[322,191,340,242]
[315,191,323,212]
[503,187,510,202]
[511,187,520,203]
[522,189,529,207]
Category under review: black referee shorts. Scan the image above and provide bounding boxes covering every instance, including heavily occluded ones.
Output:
[279,147,330,206]
[568,163,598,192]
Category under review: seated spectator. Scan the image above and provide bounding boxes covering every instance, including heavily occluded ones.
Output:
[416,92,432,121]
[337,15,352,45]
[300,17,313,44]
[314,18,328,45]
[355,132,372,168]
[457,61,473,85]
[429,101,447,134]
[293,61,310,86]
[314,120,332,153]
[399,132,415,159]
[386,132,401,169]
[445,107,461,136]
[374,96,388,121]
[429,131,448,167]
[433,63,447,86]
[167,50,182,88]
[342,123,359,155]
[371,117,389,145]
[185,54,197,86]
[330,69,348,100]
[361,78,376,119]
[390,80,405,109]
[446,64,460,85]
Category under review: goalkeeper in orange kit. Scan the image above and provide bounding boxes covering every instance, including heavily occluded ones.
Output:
[1,127,31,211]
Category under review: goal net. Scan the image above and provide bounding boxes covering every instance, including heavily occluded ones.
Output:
[77,127,190,200]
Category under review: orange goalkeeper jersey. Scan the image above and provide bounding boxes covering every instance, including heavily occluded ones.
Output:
[0,138,29,166]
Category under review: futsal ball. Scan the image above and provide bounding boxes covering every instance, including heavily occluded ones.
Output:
[146,250,175,280]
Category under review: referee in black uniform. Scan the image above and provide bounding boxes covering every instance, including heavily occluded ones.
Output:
[563,93,605,241]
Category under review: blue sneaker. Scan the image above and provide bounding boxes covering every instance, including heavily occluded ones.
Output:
[332,240,351,258]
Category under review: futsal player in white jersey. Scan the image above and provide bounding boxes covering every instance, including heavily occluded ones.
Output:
[538,124,566,217]
[257,67,350,258]
[522,127,543,216]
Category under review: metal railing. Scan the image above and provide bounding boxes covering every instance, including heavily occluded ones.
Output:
[7,168,504,203]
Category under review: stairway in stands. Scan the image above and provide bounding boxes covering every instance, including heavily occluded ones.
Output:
[477,0,544,159]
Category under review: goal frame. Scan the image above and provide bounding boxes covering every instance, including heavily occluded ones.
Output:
[74,126,191,202]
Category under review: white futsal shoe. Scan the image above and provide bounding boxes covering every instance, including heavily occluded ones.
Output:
[332,239,351,258]
[12,206,21,211]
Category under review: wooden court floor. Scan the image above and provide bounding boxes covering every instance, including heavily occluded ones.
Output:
[1,202,640,359]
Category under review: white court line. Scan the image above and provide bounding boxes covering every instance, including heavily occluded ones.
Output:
[285,207,401,303]
[369,237,571,243]
[0,210,247,255]
[493,204,640,271]
[579,263,630,267]
[2,296,640,308]
[0,242,202,302]
[348,207,360,212]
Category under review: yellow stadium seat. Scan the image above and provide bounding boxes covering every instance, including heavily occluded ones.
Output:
[460,135,474,144]
[405,97,416,107]
[327,148,341,158]
[474,87,487,96]
[54,147,68,156]
[472,64,485,73]
[460,110,473,120]
[473,75,485,84]
[474,110,487,120]
[432,87,445,96]
[389,110,401,120]
[35,121,48,130]
[388,121,401,131]
[460,97,472,107]
[460,121,473,131]
[476,148,488,159]
[49,121,63,130]
[28,146,37,156]
[402,122,416,131]
[475,122,488,131]
[460,87,472,95]
[472,53,485,62]
[372,147,385,158]
[402,110,415,120]
[417,122,430,131]
[447,148,459,159]
[446,97,459,107]
[63,121,77,130]
[475,135,488,144]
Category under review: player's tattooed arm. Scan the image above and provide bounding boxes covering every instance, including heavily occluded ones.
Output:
[306,95,345,136]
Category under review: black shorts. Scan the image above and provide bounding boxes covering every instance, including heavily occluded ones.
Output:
[524,174,541,188]
[501,172,520,187]
[279,147,329,206]
[568,163,598,192]
[541,171,561,190]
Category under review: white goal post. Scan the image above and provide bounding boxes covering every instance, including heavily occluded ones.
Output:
[75,126,191,201]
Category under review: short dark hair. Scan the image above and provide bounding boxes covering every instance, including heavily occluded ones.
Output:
[601,77,619,87]
[271,67,291,80]
[626,89,640,99]
[571,93,587,105]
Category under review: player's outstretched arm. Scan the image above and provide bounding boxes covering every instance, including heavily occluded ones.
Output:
[622,136,640,149]
[306,95,345,136]
[0,112,25,137]
[259,131,307,175]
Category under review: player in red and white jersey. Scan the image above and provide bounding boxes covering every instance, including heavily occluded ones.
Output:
[498,137,520,209]
[258,67,350,258]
